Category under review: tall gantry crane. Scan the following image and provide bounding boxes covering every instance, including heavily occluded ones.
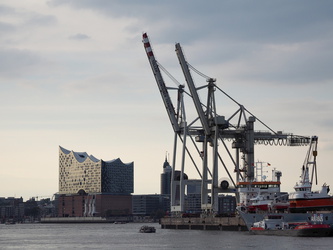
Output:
[143,33,311,214]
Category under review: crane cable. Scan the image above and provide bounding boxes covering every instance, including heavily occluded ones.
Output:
[187,62,212,80]
[156,61,182,87]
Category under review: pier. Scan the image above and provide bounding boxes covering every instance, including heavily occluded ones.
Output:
[160,216,247,231]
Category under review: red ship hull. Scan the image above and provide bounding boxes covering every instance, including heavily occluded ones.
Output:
[289,197,333,212]
[247,203,289,212]
[250,224,332,237]
[248,204,269,212]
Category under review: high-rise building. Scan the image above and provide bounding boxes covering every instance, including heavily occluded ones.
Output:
[160,157,172,195]
[160,156,191,211]
[59,146,133,195]
[160,157,188,196]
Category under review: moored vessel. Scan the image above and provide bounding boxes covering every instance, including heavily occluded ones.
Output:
[239,208,333,232]
[289,169,333,212]
[250,214,332,237]
[288,136,333,212]
[238,136,333,233]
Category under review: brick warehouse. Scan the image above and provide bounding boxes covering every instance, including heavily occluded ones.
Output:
[58,193,132,217]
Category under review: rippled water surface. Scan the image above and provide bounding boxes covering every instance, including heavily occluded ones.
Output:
[0,223,332,249]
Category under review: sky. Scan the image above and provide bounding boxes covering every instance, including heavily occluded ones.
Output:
[1,0,333,201]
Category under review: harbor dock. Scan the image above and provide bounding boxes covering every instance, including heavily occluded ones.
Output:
[160,216,247,231]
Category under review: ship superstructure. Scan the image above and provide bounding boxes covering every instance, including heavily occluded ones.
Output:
[238,162,289,212]
[238,136,333,230]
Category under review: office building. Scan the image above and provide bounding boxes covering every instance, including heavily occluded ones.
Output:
[132,194,169,217]
[160,157,191,210]
[185,180,202,213]
[0,197,24,222]
[218,195,236,216]
[160,157,172,195]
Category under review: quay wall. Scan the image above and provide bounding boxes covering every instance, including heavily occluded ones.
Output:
[41,217,132,223]
[41,217,108,223]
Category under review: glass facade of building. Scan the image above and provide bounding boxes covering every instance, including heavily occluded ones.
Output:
[59,146,133,195]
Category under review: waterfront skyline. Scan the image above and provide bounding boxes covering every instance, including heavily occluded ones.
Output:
[1,1,333,200]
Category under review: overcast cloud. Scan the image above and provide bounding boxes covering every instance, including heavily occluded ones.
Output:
[0,0,332,199]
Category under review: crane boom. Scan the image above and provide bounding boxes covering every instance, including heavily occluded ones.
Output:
[175,43,211,136]
[142,33,180,133]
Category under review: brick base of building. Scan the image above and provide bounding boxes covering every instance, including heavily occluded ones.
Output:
[58,193,132,217]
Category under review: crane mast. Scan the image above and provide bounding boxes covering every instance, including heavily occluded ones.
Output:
[304,136,318,185]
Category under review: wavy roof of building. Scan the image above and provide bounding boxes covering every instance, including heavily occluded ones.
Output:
[59,146,133,165]
[59,146,100,163]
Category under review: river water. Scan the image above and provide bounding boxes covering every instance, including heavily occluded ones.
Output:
[0,223,332,249]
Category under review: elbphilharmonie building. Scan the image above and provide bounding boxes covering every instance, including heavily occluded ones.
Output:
[58,146,134,217]
[59,146,133,195]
